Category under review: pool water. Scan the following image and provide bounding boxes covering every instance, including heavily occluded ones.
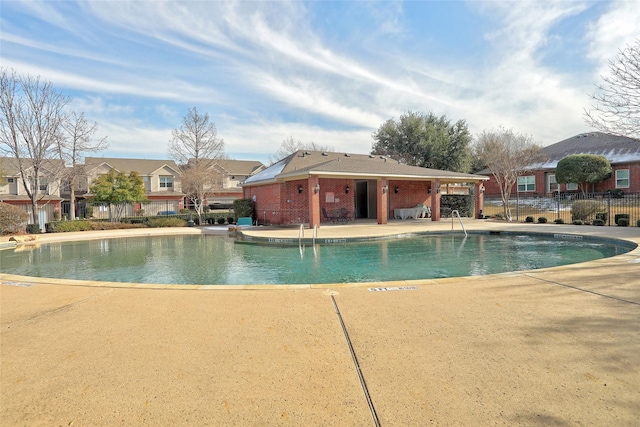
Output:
[1,233,632,285]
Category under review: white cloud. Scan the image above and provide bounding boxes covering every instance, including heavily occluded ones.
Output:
[95,122,172,159]
[5,0,634,161]
[586,0,640,73]
[220,120,374,163]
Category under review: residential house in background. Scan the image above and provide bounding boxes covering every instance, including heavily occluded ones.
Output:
[205,159,266,208]
[0,157,65,229]
[83,157,185,218]
[481,132,640,197]
[242,150,488,228]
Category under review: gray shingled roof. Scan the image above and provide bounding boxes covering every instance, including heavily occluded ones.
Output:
[1,157,65,175]
[211,159,264,175]
[84,157,180,175]
[532,132,640,169]
[244,150,487,185]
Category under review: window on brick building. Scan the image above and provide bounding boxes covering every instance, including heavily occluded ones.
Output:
[616,169,629,188]
[517,176,535,192]
[566,183,578,191]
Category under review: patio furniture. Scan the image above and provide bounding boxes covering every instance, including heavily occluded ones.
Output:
[237,217,253,226]
[322,207,340,223]
[323,207,352,223]
[337,208,352,222]
[394,205,431,220]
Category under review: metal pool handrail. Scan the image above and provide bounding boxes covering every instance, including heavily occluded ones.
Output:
[451,210,468,237]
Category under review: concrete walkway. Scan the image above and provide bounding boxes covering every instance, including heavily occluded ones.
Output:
[1,220,639,426]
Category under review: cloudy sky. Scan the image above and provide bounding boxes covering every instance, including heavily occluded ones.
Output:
[2,0,639,164]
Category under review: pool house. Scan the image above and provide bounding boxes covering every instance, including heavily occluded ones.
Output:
[241,150,489,228]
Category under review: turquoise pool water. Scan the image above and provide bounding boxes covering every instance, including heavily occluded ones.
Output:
[1,233,633,285]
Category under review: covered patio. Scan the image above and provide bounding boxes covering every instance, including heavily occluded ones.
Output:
[242,150,488,227]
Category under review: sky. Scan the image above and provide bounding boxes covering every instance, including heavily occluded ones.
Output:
[2,0,639,165]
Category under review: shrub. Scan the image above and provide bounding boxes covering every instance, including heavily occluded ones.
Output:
[595,212,607,222]
[216,217,226,224]
[232,198,254,220]
[26,224,41,234]
[441,195,473,217]
[615,214,630,225]
[637,219,640,227]
[525,216,534,223]
[593,219,605,226]
[46,220,93,233]
[571,200,604,222]
[147,217,187,228]
[572,220,583,225]
[89,221,146,230]
[227,216,235,224]
[606,188,625,198]
[617,217,629,227]
[538,217,548,223]
[0,202,29,235]
[554,218,565,224]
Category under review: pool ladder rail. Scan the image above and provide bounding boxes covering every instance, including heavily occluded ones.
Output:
[298,224,318,246]
[451,210,468,238]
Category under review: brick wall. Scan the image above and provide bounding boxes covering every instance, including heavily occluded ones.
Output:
[243,182,284,225]
[388,180,430,213]
[244,178,356,225]
[482,162,640,197]
[319,178,353,222]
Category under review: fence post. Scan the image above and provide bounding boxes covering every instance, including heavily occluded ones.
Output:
[607,192,611,226]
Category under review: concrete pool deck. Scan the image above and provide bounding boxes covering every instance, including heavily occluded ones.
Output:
[1,220,639,426]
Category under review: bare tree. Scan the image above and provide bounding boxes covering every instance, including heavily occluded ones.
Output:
[58,112,108,220]
[584,38,640,139]
[0,68,69,228]
[269,136,335,164]
[474,127,546,221]
[168,107,225,223]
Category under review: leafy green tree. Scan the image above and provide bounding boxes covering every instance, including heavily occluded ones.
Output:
[89,169,147,221]
[371,111,472,172]
[555,154,612,195]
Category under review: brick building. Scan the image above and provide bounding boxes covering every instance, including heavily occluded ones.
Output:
[242,150,488,228]
[482,132,640,197]
[0,157,65,230]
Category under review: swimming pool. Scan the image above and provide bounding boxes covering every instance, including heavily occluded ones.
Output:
[0,232,633,285]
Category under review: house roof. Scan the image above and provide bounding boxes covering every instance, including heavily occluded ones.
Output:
[210,159,265,175]
[1,157,65,176]
[84,157,180,176]
[243,151,487,185]
[532,132,640,169]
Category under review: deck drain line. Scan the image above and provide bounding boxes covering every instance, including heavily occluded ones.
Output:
[331,295,381,427]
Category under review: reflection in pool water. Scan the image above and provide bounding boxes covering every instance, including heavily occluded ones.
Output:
[0,233,633,285]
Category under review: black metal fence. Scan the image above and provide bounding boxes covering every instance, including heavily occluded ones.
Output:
[82,200,234,224]
[483,192,640,226]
